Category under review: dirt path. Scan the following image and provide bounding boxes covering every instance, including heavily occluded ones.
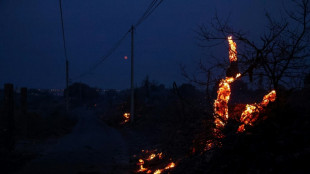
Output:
[15,108,130,174]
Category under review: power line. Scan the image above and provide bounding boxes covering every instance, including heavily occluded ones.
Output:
[73,0,164,80]
[143,0,163,22]
[129,0,164,122]
[135,0,163,28]
[73,30,130,80]
[135,0,158,27]
[59,0,68,61]
[59,0,70,112]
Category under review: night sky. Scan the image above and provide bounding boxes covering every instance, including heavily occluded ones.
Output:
[0,0,284,90]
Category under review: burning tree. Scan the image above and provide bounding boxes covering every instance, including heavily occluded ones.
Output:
[133,36,278,174]
[197,0,310,91]
[212,36,276,143]
[131,2,310,173]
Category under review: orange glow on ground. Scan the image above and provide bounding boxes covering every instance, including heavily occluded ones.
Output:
[135,150,175,174]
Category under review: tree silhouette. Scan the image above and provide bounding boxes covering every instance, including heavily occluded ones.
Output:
[198,0,310,90]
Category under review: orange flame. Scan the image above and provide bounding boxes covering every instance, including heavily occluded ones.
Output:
[153,169,163,174]
[204,140,214,151]
[211,36,241,143]
[261,90,276,107]
[237,124,245,132]
[134,36,277,173]
[123,112,130,123]
[137,159,148,172]
[146,152,162,161]
[165,162,176,170]
[135,150,175,174]
[238,90,276,132]
[228,36,237,62]
[213,73,241,129]
[147,154,156,161]
[211,35,276,150]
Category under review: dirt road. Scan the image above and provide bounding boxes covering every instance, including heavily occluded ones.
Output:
[16,108,130,174]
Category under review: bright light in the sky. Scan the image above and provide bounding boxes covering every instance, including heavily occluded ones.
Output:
[124,56,128,60]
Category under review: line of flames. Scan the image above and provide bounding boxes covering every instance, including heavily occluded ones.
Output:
[237,90,276,132]
[135,36,277,173]
[137,150,175,174]
[214,73,241,130]
[212,36,277,144]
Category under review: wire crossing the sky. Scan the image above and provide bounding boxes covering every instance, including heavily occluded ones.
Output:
[58,0,71,111]
[73,30,131,80]
[59,0,68,62]
[73,0,164,80]
[135,0,163,27]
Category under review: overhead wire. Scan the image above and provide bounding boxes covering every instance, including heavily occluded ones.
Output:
[143,0,163,20]
[135,0,163,27]
[73,30,130,80]
[135,0,158,27]
[59,0,68,61]
[73,0,164,80]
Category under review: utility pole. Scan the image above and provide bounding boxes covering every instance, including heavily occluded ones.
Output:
[66,60,69,112]
[59,0,69,112]
[130,25,135,123]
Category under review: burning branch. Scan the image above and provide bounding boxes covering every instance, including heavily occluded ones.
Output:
[135,36,278,174]
[228,36,237,62]
[211,36,277,148]
[238,90,276,132]
[213,36,241,133]
[213,74,241,129]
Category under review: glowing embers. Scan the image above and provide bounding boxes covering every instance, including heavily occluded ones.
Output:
[122,112,130,124]
[237,90,276,132]
[209,36,277,151]
[153,169,162,174]
[164,162,175,170]
[137,159,148,173]
[135,149,175,174]
[228,36,237,62]
[214,74,241,129]
[261,90,276,107]
[146,152,162,161]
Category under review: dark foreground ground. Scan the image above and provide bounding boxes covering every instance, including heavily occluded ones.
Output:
[2,85,310,174]
[12,108,135,174]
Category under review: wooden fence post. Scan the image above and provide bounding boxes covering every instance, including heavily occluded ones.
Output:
[21,87,27,138]
[4,83,15,151]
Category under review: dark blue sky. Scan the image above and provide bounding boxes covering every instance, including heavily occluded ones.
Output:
[0,0,284,89]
